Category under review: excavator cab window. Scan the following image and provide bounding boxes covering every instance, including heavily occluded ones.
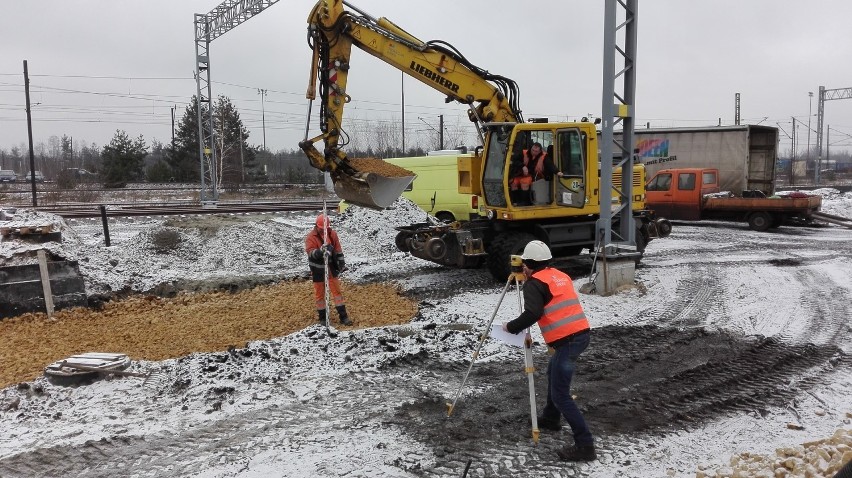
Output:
[481,126,511,207]
[555,128,587,208]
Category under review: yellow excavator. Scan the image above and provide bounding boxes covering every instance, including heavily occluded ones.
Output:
[300,0,670,280]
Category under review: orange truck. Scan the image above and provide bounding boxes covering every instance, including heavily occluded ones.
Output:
[645,168,822,231]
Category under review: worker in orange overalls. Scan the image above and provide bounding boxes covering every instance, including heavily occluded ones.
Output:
[305,214,352,326]
[502,240,595,462]
[509,142,562,206]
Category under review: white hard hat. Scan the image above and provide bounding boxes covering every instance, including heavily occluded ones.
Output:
[521,240,552,261]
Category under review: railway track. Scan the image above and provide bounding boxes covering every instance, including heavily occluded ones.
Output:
[10,200,330,219]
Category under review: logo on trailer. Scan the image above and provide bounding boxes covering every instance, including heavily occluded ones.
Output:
[637,139,677,165]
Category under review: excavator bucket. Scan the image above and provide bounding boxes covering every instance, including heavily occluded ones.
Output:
[333,172,415,210]
[332,157,416,210]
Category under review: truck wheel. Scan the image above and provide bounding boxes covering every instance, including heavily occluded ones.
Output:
[486,231,536,282]
[748,212,772,232]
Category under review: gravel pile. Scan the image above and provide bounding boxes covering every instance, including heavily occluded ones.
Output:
[697,427,852,477]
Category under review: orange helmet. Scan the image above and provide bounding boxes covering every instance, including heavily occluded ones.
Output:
[315,214,330,229]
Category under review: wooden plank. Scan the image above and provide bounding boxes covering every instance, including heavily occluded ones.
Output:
[37,250,55,317]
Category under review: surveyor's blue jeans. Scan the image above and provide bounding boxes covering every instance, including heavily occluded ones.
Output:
[542,330,593,446]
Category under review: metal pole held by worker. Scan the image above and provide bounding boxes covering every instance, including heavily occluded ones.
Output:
[446,255,540,444]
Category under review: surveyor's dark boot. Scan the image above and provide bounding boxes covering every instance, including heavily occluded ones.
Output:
[336,305,353,326]
[317,308,327,324]
[556,444,596,462]
[537,415,562,432]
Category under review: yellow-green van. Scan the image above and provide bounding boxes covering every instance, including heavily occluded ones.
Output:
[340,152,480,222]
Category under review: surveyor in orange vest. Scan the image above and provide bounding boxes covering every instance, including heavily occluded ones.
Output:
[503,240,595,462]
[305,214,352,326]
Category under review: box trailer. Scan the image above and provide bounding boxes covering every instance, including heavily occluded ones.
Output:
[617,125,779,195]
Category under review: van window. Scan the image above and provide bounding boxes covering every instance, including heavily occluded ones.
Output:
[702,171,717,185]
[646,173,672,191]
[678,173,696,190]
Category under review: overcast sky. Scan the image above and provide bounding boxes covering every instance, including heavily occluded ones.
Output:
[2,0,851,158]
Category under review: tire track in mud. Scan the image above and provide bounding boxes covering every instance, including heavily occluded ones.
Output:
[787,267,852,351]
[619,264,719,329]
[373,326,848,476]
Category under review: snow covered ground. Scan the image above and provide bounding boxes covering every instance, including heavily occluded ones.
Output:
[1,191,851,477]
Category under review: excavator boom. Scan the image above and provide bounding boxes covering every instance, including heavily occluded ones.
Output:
[301,0,522,209]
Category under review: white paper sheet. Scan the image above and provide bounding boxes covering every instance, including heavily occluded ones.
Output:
[490,323,526,348]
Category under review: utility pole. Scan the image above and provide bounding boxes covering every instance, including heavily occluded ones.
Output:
[257,88,267,151]
[791,117,796,185]
[171,105,176,147]
[24,60,37,207]
[401,72,405,154]
[439,114,444,150]
[734,93,740,125]
[807,91,813,183]
[239,127,245,183]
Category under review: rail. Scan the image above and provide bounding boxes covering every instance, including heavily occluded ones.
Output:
[5,200,329,219]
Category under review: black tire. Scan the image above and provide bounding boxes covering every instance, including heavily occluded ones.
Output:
[656,218,673,237]
[486,231,536,282]
[634,226,647,264]
[748,212,772,232]
[426,237,448,260]
[435,211,455,223]
[394,231,411,252]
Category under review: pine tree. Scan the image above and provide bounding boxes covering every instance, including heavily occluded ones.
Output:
[166,97,204,182]
[101,130,148,187]
[168,95,260,185]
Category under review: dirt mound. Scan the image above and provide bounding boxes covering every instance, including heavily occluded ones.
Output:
[0,280,418,388]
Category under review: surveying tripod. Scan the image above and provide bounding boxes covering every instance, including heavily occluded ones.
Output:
[446,255,541,444]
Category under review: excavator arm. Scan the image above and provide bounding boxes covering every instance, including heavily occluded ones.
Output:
[300,0,522,209]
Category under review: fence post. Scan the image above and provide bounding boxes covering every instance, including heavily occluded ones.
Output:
[99,205,111,246]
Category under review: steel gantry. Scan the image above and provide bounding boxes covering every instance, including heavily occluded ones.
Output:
[815,86,852,184]
[598,0,638,257]
[194,0,281,202]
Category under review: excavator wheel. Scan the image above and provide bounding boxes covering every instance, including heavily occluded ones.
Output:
[426,237,448,260]
[486,231,536,282]
[633,226,647,265]
[394,231,411,252]
[655,218,672,238]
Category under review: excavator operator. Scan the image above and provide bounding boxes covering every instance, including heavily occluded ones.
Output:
[509,142,562,206]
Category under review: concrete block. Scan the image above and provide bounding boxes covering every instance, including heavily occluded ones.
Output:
[594,259,635,296]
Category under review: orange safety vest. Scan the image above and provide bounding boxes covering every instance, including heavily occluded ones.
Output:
[305,228,342,268]
[521,149,547,179]
[532,268,590,344]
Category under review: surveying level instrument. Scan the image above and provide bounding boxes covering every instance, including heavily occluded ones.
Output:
[446,254,541,444]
